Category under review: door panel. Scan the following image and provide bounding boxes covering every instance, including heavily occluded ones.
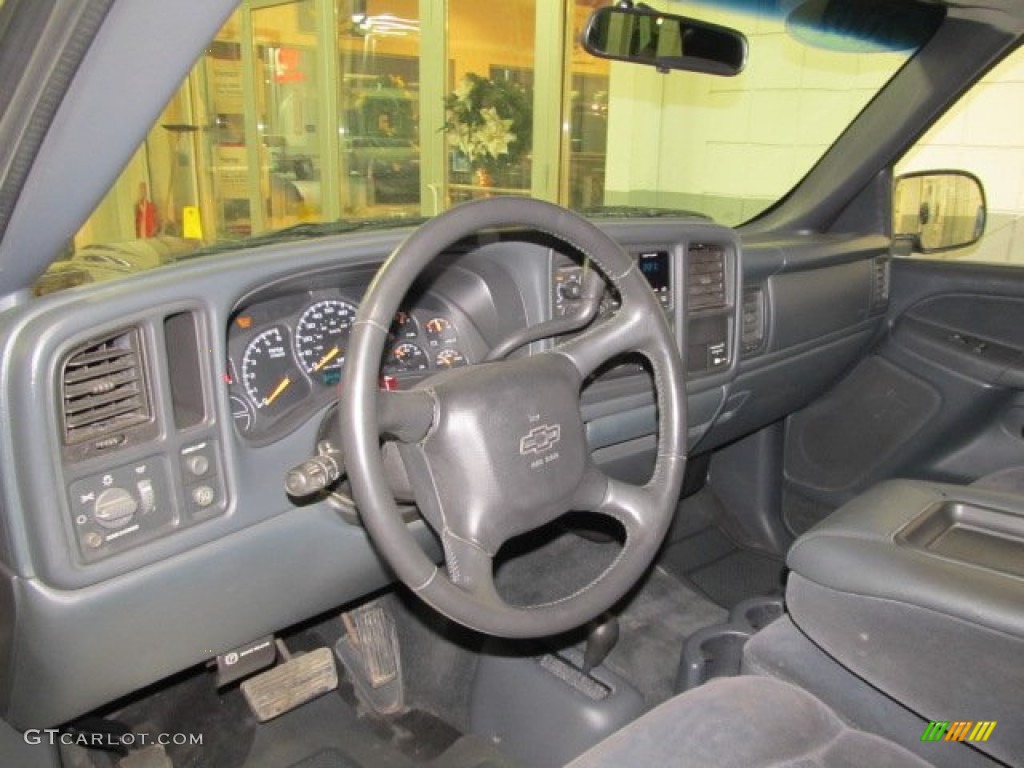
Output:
[783,259,1024,530]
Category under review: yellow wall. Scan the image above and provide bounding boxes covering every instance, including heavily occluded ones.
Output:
[899,46,1024,262]
[603,0,905,222]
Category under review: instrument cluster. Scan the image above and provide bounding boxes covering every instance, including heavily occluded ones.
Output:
[226,288,471,438]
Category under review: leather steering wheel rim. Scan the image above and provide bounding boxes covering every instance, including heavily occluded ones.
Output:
[341,197,687,638]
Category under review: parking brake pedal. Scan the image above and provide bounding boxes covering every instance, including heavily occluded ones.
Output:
[241,642,338,722]
[334,600,404,714]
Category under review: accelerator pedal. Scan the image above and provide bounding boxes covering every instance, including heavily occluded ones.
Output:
[241,643,338,723]
[334,599,404,714]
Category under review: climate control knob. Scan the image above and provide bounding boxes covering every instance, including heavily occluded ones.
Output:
[93,487,138,529]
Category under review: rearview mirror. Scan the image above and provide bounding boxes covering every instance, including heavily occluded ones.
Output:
[582,5,747,76]
[893,171,986,254]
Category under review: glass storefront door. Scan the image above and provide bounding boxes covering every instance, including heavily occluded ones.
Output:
[252,0,324,230]
[73,0,612,250]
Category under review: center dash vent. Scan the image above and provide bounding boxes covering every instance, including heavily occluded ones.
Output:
[687,244,727,310]
[61,329,152,448]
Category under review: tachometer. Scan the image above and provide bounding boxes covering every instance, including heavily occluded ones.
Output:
[294,299,358,385]
[241,325,305,411]
[390,310,419,341]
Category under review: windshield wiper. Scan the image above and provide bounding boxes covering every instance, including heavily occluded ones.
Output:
[184,217,429,259]
[579,205,710,220]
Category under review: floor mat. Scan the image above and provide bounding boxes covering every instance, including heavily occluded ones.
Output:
[286,748,362,768]
[604,565,727,706]
[103,643,505,768]
[492,526,728,706]
[241,689,415,768]
[685,549,787,608]
[659,526,787,609]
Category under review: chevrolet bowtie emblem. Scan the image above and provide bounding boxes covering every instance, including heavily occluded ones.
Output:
[520,424,561,455]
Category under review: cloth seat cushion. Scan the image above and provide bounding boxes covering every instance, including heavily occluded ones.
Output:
[566,675,933,768]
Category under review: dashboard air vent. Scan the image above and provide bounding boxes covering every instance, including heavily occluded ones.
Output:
[61,329,151,446]
[742,285,766,355]
[687,244,727,310]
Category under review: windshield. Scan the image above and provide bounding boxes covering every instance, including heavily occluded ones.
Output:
[38,0,933,295]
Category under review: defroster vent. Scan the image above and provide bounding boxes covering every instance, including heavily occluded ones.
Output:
[61,329,152,447]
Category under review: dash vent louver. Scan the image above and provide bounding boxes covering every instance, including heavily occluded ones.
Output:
[61,329,151,446]
[687,244,727,309]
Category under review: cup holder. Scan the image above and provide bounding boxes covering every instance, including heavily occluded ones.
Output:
[736,596,784,631]
[676,596,785,692]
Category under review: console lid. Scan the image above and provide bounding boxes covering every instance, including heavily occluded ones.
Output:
[786,479,1024,767]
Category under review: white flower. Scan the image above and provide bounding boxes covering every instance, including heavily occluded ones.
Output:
[453,76,474,104]
[446,78,522,167]
[477,107,515,159]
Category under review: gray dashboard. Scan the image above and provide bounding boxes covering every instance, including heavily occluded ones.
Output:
[0,218,889,728]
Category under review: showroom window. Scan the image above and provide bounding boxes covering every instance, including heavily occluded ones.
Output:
[65,0,921,272]
[74,0,552,249]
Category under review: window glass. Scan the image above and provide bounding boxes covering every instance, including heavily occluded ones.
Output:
[339,0,422,217]
[252,1,323,230]
[565,1,609,211]
[896,44,1024,264]
[592,0,911,223]
[447,0,535,201]
[47,0,931,295]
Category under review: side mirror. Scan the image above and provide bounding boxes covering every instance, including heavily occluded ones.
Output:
[893,171,986,254]
[582,5,747,76]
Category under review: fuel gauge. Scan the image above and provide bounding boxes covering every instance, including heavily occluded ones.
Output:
[424,316,458,347]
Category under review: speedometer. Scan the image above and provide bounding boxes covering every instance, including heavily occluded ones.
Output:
[294,299,358,385]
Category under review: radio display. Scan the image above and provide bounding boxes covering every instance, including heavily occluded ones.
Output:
[638,250,670,291]
[637,250,672,311]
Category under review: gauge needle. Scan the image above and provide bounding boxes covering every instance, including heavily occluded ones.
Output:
[263,376,292,406]
[312,346,340,372]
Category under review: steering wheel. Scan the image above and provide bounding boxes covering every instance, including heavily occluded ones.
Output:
[340,197,687,638]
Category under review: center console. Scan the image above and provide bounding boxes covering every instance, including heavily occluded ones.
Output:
[785,479,1024,767]
[552,237,738,379]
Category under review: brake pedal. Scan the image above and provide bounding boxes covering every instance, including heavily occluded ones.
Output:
[334,599,404,714]
[241,646,338,722]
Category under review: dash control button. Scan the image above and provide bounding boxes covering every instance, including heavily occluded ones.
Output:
[186,455,210,477]
[192,485,215,507]
[137,479,156,514]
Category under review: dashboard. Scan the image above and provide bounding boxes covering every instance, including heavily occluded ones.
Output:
[0,217,893,729]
